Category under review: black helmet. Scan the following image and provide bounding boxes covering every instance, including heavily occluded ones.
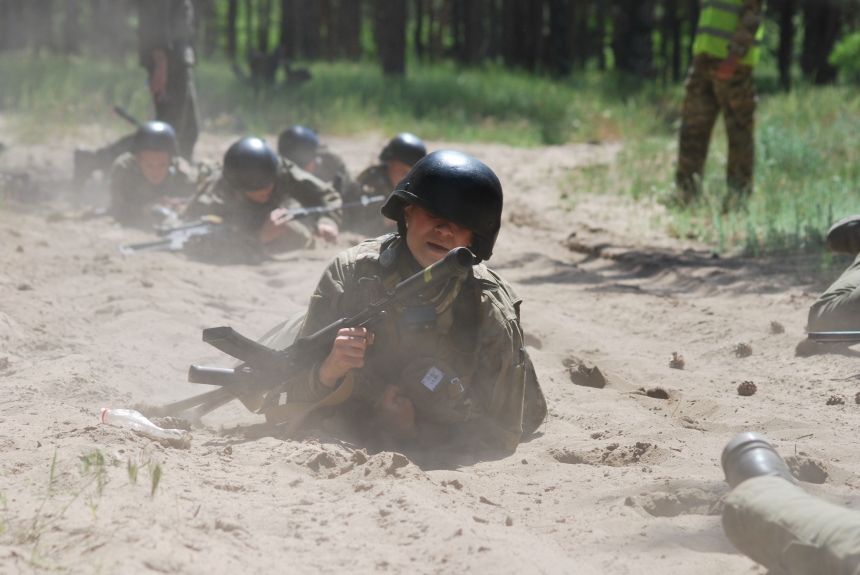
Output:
[223,137,279,191]
[381,150,503,262]
[277,125,320,167]
[133,121,179,156]
[379,133,427,167]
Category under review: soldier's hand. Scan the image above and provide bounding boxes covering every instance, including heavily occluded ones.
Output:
[315,222,338,243]
[717,53,740,80]
[149,49,169,102]
[270,208,295,227]
[318,328,374,388]
[374,385,417,437]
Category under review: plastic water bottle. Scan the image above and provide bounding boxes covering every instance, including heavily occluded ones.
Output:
[100,408,189,443]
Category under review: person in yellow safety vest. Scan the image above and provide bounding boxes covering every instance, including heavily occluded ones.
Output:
[675,0,765,211]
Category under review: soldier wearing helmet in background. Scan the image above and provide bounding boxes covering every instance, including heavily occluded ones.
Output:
[74,0,200,188]
[254,150,546,451]
[183,137,342,251]
[108,121,196,228]
[346,133,428,237]
[277,126,355,197]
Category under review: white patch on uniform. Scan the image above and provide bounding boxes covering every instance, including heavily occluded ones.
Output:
[421,366,445,392]
[279,392,287,406]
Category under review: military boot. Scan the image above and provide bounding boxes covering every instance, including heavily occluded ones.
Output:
[826,215,860,256]
[721,432,797,489]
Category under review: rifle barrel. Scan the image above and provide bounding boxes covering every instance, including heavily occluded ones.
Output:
[808,331,860,343]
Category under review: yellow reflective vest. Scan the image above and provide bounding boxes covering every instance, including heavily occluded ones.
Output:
[693,0,764,66]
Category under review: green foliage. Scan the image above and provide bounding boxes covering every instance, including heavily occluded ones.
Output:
[0,54,672,146]
[150,464,162,497]
[590,84,860,258]
[830,31,860,78]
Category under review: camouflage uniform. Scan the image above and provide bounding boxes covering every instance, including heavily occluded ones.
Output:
[676,0,765,203]
[259,234,547,451]
[344,164,395,237]
[183,157,341,251]
[723,476,860,575]
[108,152,195,228]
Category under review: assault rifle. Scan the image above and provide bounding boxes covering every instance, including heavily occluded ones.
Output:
[117,215,223,255]
[807,332,860,344]
[117,194,387,256]
[159,247,475,422]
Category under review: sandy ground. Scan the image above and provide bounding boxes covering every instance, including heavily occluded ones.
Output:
[1,125,859,575]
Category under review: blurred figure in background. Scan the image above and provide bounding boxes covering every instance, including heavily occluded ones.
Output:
[74,0,200,188]
[675,0,764,211]
[109,121,195,228]
[348,133,427,237]
[277,125,355,197]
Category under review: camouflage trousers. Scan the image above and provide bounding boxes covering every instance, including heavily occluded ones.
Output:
[676,55,757,202]
[723,476,860,575]
[808,253,860,331]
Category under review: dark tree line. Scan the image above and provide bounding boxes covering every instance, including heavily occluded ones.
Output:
[1,0,858,87]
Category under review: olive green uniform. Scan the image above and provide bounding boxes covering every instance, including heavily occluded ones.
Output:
[344,164,395,237]
[723,476,860,575]
[259,234,546,451]
[310,148,355,196]
[108,152,196,228]
[183,157,341,251]
[676,0,765,203]
[807,254,860,332]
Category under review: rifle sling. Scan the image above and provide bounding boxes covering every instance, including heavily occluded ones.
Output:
[259,371,355,435]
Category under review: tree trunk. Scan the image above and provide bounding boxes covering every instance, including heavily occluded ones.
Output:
[298,0,320,59]
[801,0,840,85]
[596,0,606,70]
[62,0,82,54]
[414,0,424,60]
[549,0,571,76]
[227,0,239,60]
[686,0,699,71]
[337,0,362,60]
[376,0,406,75]
[612,0,655,77]
[670,0,682,81]
[777,0,797,90]
[463,0,484,65]
[259,0,273,53]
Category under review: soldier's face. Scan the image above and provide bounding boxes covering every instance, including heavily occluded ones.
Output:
[244,183,275,203]
[136,151,171,185]
[403,205,473,268]
[386,160,412,187]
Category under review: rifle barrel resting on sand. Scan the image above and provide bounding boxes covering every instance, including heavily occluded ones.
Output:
[118,194,386,256]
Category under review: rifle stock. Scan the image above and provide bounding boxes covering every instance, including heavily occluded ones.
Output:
[167,247,475,420]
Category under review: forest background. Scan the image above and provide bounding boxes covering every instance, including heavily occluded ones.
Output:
[1,0,860,258]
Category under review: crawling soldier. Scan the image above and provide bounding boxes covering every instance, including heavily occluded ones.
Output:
[109,121,196,228]
[345,133,428,237]
[257,150,546,451]
[183,137,342,252]
[277,125,355,196]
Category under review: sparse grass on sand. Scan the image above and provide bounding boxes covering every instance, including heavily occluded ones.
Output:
[1,53,858,260]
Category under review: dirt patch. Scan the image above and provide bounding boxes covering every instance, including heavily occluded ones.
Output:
[551,441,667,468]
[563,357,607,388]
[737,381,757,396]
[785,455,829,484]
